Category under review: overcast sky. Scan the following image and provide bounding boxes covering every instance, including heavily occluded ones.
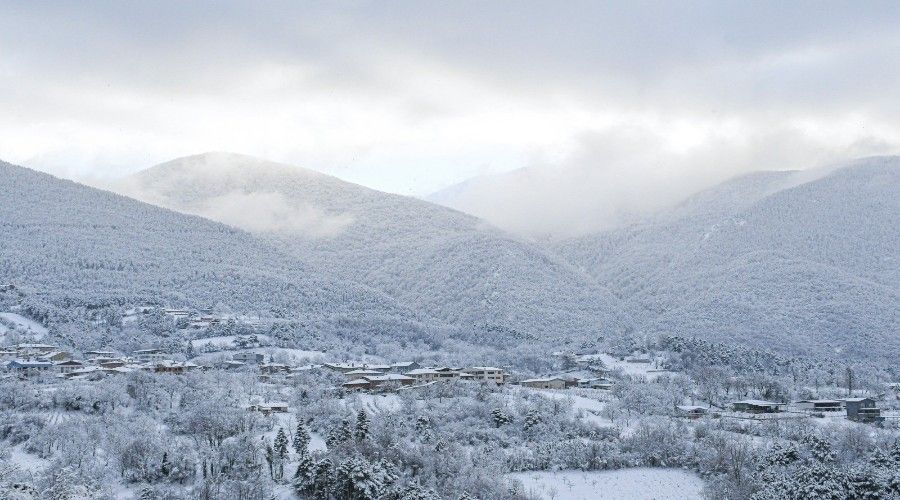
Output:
[2,1,899,207]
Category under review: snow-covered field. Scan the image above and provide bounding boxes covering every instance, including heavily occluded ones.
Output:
[190,335,325,363]
[578,353,673,380]
[350,393,403,414]
[0,312,49,340]
[532,389,613,427]
[508,468,705,500]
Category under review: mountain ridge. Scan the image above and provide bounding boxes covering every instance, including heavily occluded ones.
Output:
[114,152,633,343]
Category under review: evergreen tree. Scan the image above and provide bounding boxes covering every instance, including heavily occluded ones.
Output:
[523,409,541,432]
[846,464,887,500]
[275,428,290,460]
[355,410,370,441]
[414,415,431,441]
[788,463,848,500]
[293,420,311,455]
[890,439,900,464]
[869,448,892,468]
[312,459,335,498]
[265,441,276,479]
[292,453,316,495]
[803,434,835,463]
[491,408,511,428]
[160,451,171,477]
[763,442,801,467]
[336,457,397,500]
[327,419,353,447]
[393,482,441,500]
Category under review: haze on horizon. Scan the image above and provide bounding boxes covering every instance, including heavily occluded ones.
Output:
[2,1,900,236]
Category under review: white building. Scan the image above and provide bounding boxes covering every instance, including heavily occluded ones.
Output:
[464,367,507,384]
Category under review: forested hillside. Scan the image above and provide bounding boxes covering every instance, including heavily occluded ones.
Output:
[0,161,437,344]
[118,153,631,342]
[559,157,900,362]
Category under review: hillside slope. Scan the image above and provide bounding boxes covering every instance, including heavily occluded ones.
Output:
[117,153,631,341]
[558,157,900,362]
[0,160,435,342]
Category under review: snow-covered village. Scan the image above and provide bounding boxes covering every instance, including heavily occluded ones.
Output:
[2,298,900,499]
[3,2,900,499]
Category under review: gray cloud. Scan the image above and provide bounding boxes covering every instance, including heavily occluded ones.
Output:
[432,124,894,237]
[188,191,355,238]
[2,1,899,234]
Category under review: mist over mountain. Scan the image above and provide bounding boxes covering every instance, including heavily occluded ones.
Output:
[557,156,900,362]
[115,153,632,341]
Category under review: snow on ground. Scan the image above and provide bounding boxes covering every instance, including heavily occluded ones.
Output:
[191,334,274,349]
[309,432,327,452]
[190,339,325,364]
[507,468,705,500]
[0,312,48,340]
[9,444,50,474]
[578,353,673,381]
[534,390,613,427]
[349,393,403,414]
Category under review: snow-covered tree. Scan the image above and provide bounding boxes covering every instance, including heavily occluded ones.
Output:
[355,410,370,442]
[293,420,311,455]
[491,408,511,428]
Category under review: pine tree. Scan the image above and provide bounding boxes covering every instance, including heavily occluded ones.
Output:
[160,451,171,477]
[275,428,290,460]
[523,409,541,432]
[265,441,276,479]
[184,340,195,360]
[394,483,442,500]
[803,434,835,463]
[491,408,511,428]
[326,419,353,447]
[336,457,397,500]
[890,439,900,464]
[870,448,892,468]
[355,410,370,441]
[312,458,335,498]
[293,453,315,495]
[787,463,848,500]
[846,464,887,500]
[763,442,801,467]
[294,420,311,455]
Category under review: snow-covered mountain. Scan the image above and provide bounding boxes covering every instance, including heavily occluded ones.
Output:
[0,160,436,340]
[115,153,631,342]
[558,157,900,362]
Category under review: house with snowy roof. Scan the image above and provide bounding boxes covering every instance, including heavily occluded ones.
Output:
[577,377,613,390]
[344,369,384,380]
[246,402,289,414]
[521,377,568,390]
[404,368,441,382]
[342,374,415,391]
[133,348,169,363]
[676,405,709,419]
[731,400,786,414]
[844,398,883,423]
[233,352,264,364]
[54,359,86,374]
[795,399,843,412]
[7,358,54,376]
[464,367,507,384]
[152,360,199,374]
[390,361,421,372]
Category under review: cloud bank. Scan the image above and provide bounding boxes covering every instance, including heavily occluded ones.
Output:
[2,1,900,236]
